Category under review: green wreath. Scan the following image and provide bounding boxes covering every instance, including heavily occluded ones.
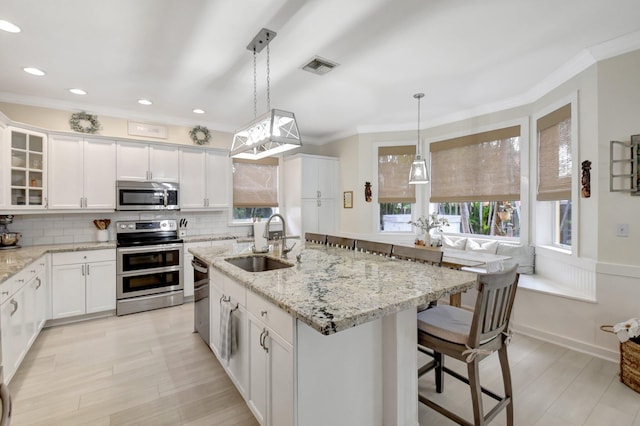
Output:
[189,125,211,145]
[69,112,102,134]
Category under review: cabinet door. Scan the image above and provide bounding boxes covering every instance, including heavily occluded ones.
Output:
[9,289,27,378]
[84,139,116,209]
[180,148,207,209]
[51,264,86,319]
[0,298,14,380]
[317,198,336,234]
[300,157,319,199]
[149,144,179,182]
[117,141,149,180]
[210,282,224,356]
[33,272,47,332]
[248,315,267,425]
[227,306,249,398]
[48,135,84,209]
[85,261,116,314]
[9,128,47,209]
[268,331,294,426]
[301,198,320,234]
[206,151,230,208]
[317,158,336,199]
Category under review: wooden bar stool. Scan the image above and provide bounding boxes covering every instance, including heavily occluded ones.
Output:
[326,235,356,250]
[417,265,519,426]
[355,240,392,256]
[304,232,327,244]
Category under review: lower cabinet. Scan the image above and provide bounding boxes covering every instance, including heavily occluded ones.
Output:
[0,255,48,383]
[51,249,116,319]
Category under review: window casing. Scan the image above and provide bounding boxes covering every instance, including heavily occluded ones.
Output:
[232,158,278,222]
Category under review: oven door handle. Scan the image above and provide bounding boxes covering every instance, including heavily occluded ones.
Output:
[117,243,184,254]
[191,259,208,274]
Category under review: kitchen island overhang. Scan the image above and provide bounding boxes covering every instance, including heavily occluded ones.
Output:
[190,243,477,426]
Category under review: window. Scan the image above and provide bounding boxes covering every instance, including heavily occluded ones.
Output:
[430,126,521,237]
[537,103,572,247]
[378,145,416,231]
[232,158,278,222]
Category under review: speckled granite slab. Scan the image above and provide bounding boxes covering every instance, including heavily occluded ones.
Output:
[0,242,116,283]
[189,243,477,336]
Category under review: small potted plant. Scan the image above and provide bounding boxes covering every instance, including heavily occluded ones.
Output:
[93,219,111,242]
[409,213,448,246]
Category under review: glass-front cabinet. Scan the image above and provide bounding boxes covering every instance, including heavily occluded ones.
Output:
[8,127,47,208]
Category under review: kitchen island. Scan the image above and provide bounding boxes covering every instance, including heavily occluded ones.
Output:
[190,242,477,426]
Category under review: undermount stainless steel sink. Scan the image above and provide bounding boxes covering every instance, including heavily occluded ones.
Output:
[225,255,293,273]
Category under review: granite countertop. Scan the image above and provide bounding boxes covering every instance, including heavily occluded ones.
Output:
[189,243,477,335]
[182,233,239,243]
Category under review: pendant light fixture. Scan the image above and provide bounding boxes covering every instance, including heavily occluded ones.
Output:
[408,92,430,184]
[230,28,302,160]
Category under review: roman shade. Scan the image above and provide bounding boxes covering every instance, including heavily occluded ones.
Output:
[232,158,279,207]
[537,104,572,201]
[378,145,416,203]
[430,126,521,202]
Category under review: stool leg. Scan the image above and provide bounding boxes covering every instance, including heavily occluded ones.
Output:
[468,359,485,425]
[435,351,444,393]
[498,345,514,426]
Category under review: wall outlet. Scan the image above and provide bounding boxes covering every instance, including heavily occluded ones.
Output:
[616,223,629,237]
[178,229,187,237]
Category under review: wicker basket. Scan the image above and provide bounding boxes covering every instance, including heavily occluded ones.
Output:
[601,325,640,393]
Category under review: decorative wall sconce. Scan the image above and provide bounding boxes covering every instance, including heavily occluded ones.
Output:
[581,160,592,198]
[365,182,372,202]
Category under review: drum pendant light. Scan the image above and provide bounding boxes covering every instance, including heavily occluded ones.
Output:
[231,28,302,160]
[408,92,430,184]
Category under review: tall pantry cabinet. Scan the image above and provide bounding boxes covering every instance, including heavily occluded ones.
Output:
[283,154,339,237]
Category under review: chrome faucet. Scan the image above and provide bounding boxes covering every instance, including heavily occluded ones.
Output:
[263,213,295,258]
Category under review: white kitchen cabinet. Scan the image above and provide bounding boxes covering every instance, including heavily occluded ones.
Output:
[284,154,339,237]
[179,147,230,209]
[51,250,116,319]
[0,255,48,383]
[209,268,250,398]
[48,135,116,209]
[117,141,179,182]
[247,291,294,426]
[5,126,47,209]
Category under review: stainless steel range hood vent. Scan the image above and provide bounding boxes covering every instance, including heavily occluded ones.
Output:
[301,56,339,75]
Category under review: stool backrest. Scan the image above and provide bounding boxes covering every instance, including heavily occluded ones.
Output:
[468,265,519,347]
[0,382,11,426]
[326,235,356,250]
[392,245,443,266]
[305,232,327,244]
[356,240,392,256]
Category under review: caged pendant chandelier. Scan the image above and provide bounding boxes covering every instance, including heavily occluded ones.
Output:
[408,92,430,184]
[230,28,302,160]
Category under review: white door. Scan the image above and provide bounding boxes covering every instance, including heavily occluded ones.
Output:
[85,261,116,313]
[317,158,336,199]
[51,264,86,319]
[33,271,47,332]
[48,135,84,209]
[248,316,267,425]
[180,148,206,209]
[117,141,149,180]
[268,331,294,426]
[206,151,230,208]
[317,198,336,234]
[300,157,319,199]
[301,198,320,234]
[0,298,15,380]
[84,139,116,209]
[149,144,179,182]
[9,288,27,376]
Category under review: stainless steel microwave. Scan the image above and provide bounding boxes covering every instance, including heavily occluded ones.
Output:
[116,180,179,211]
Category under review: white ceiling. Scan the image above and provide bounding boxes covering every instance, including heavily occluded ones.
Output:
[1,0,640,144]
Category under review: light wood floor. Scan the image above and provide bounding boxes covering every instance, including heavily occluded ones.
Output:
[8,304,640,425]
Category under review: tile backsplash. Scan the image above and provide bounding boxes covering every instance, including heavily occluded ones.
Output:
[8,211,251,246]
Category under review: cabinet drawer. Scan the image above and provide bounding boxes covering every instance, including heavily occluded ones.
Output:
[247,291,293,343]
[0,281,14,304]
[53,249,115,265]
[225,278,246,307]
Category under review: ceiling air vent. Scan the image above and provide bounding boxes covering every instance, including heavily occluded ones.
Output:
[301,56,339,75]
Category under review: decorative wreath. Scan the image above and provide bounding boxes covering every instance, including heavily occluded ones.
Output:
[69,111,102,134]
[189,125,211,145]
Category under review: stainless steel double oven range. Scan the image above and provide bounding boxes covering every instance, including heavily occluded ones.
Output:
[116,219,183,316]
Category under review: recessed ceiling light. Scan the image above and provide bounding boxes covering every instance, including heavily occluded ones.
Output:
[0,20,21,33]
[69,88,87,95]
[193,109,205,114]
[23,67,45,76]
[138,99,152,105]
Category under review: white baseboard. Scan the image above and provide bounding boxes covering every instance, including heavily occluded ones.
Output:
[511,322,619,364]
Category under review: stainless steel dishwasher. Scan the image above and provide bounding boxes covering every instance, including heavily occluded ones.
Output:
[192,257,210,345]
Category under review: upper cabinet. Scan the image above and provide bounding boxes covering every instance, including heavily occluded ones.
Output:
[5,127,47,209]
[117,141,179,182]
[48,135,116,210]
[179,147,230,209]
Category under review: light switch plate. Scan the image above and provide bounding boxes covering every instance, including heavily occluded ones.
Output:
[616,223,629,237]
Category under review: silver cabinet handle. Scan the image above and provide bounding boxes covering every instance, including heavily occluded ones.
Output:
[80,197,83,208]
[86,264,90,275]
[261,310,267,317]
[10,299,18,316]
[35,277,42,290]
[1,291,8,296]
[81,265,85,276]
[262,329,269,353]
